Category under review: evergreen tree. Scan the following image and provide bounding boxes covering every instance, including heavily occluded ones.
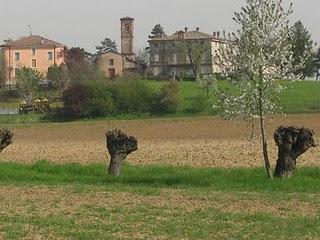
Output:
[289,21,315,78]
[96,38,118,54]
[315,47,320,80]
[149,24,166,39]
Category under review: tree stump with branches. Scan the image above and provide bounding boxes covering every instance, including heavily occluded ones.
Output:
[274,126,316,178]
[0,129,13,153]
[105,129,138,176]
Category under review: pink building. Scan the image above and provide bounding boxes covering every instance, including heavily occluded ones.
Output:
[0,35,65,87]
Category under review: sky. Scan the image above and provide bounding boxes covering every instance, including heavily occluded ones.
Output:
[0,0,319,53]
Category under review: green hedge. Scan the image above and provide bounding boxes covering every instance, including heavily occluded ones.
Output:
[62,80,180,118]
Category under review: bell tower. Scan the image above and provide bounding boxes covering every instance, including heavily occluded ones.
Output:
[121,17,134,58]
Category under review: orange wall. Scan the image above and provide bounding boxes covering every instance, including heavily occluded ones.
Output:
[3,46,64,85]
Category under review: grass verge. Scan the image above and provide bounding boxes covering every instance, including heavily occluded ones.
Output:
[0,160,320,193]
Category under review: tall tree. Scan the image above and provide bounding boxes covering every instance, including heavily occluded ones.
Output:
[215,0,295,178]
[60,47,92,84]
[315,47,320,81]
[289,21,315,78]
[148,24,166,39]
[15,67,42,102]
[47,64,69,90]
[177,39,211,81]
[0,48,5,87]
[135,48,149,76]
[96,38,118,54]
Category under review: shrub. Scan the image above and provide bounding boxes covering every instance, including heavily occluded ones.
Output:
[190,93,209,113]
[154,81,180,114]
[110,80,156,115]
[0,89,19,101]
[83,82,114,117]
[62,84,89,116]
[62,80,180,118]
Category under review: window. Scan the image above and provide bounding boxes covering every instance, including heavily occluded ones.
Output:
[109,59,114,66]
[186,55,190,64]
[154,43,159,48]
[15,52,20,61]
[32,48,36,55]
[172,53,177,64]
[154,67,160,76]
[31,59,37,68]
[154,54,159,62]
[48,52,53,60]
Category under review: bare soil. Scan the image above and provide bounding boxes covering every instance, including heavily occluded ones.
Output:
[1,114,319,168]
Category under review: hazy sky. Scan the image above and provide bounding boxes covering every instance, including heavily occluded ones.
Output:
[0,0,319,52]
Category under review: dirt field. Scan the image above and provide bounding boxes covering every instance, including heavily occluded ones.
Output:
[1,114,319,168]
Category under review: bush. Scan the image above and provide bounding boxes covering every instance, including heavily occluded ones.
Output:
[154,81,180,114]
[84,82,114,117]
[62,80,180,118]
[62,84,89,116]
[0,89,19,101]
[110,80,156,115]
[190,93,209,113]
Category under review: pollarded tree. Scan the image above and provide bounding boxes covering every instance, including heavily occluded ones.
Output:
[289,20,315,78]
[274,126,316,178]
[105,129,138,176]
[96,38,118,54]
[0,129,13,153]
[215,0,295,178]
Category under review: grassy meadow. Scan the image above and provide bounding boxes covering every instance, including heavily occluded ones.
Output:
[0,80,319,125]
[0,80,319,239]
[0,161,319,239]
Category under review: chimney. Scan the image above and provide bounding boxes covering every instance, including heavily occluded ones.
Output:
[177,31,185,40]
[196,27,200,32]
[184,27,188,33]
[213,32,216,38]
[217,31,220,38]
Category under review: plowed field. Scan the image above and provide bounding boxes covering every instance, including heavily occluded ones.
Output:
[1,114,319,168]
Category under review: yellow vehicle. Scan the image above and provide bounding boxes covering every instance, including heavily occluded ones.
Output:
[18,99,50,114]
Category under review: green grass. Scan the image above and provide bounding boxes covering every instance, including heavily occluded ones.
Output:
[279,81,320,113]
[1,204,319,240]
[0,80,319,124]
[0,160,319,193]
[1,160,320,239]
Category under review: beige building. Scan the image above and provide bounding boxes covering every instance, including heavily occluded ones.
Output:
[97,52,123,79]
[148,28,227,79]
[97,17,137,79]
[0,35,65,87]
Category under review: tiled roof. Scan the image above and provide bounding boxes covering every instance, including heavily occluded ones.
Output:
[149,30,225,42]
[1,35,65,48]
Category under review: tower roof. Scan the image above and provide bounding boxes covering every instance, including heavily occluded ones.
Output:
[121,16,134,21]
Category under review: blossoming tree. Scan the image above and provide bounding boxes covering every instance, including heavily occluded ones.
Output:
[215,0,295,178]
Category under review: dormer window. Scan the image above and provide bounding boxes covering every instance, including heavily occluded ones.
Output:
[32,48,36,55]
